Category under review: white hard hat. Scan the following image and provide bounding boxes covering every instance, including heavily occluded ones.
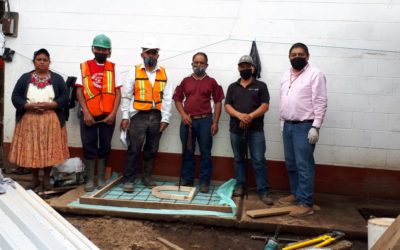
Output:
[141,37,159,52]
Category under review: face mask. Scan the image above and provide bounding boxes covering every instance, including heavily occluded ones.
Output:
[94,53,107,64]
[192,66,207,76]
[290,57,308,71]
[144,57,157,67]
[239,69,253,80]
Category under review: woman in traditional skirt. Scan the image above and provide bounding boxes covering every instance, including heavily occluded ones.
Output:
[9,48,69,191]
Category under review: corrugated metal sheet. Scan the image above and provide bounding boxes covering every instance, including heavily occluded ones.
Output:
[0,181,99,250]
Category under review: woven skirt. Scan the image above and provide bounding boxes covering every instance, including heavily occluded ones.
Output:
[8,111,69,168]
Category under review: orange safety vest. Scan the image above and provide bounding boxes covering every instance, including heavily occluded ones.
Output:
[133,65,167,110]
[80,60,116,116]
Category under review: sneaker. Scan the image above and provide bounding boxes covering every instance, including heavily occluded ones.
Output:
[123,182,134,193]
[278,194,296,205]
[199,184,209,193]
[259,194,274,205]
[233,185,244,197]
[289,204,314,217]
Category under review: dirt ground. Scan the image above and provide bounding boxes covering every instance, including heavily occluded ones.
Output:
[65,215,368,250]
[65,215,265,250]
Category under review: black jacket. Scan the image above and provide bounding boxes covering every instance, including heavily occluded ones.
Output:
[11,70,69,127]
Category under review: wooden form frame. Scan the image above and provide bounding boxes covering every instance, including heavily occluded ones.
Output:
[79,176,232,213]
[152,185,196,201]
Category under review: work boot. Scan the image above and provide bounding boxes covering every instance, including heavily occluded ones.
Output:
[84,160,96,192]
[123,182,134,193]
[278,194,296,205]
[289,204,314,217]
[233,185,244,197]
[142,159,156,187]
[176,179,194,187]
[200,184,209,193]
[260,194,274,206]
[97,158,106,189]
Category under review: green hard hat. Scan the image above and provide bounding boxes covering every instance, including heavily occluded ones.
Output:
[92,34,111,49]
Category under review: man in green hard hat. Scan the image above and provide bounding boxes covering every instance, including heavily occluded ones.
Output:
[76,34,122,192]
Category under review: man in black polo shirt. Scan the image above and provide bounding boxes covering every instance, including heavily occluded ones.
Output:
[225,55,273,205]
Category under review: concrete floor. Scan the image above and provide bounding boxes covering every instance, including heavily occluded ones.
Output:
[4,170,400,242]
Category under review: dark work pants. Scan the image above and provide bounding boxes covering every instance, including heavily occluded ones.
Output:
[123,110,162,183]
[80,114,115,160]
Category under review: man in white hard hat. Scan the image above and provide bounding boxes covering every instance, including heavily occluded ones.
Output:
[120,37,173,192]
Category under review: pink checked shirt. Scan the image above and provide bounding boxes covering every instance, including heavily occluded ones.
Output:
[280,64,327,128]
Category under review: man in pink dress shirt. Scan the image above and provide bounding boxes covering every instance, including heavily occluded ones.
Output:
[279,43,327,217]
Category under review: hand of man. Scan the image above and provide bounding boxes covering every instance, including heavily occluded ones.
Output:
[211,123,218,136]
[239,121,248,130]
[120,119,130,131]
[160,122,169,132]
[83,110,95,126]
[181,113,192,126]
[237,113,252,125]
[308,127,319,144]
[103,113,116,125]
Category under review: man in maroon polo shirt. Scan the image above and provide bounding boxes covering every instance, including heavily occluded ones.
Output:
[173,52,224,193]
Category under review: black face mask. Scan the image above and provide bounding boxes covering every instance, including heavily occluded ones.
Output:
[290,57,308,71]
[144,57,157,67]
[94,53,107,64]
[192,66,207,76]
[239,69,253,80]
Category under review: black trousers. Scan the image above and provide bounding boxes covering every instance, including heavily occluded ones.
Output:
[80,114,115,160]
[123,110,162,183]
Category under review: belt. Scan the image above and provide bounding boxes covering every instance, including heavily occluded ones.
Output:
[140,109,160,113]
[191,113,212,120]
[285,119,314,124]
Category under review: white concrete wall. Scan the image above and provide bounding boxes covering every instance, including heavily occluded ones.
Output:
[3,0,400,170]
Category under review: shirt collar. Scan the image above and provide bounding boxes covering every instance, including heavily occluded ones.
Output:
[140,64,160,73]
[290,63,309,76]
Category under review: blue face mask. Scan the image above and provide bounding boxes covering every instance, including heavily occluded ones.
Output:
[144,57,157,67]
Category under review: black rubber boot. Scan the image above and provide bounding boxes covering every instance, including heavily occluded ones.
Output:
[84,160,96,192]
[97,159,106,188]
[142,159,156,187]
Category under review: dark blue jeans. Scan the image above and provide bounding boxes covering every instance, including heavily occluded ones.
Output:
[180,116,213,185]
[123,110,162,183]
[230,131,268,195]
[80,114,115,160]
[282,122,316,207]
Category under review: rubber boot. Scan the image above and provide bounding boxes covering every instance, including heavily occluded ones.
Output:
[142,159,156,187]
[97,159,106,189]
[84,160,96,192]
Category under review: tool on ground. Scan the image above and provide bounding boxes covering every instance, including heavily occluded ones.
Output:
[264,225,281,250]
[282,231,345,250]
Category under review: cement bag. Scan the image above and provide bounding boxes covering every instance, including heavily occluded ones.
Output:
[51,157,85,187]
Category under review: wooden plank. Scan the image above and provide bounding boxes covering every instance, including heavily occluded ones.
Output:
[90,176,122,198]
[246,206,298,218]
[371,215,400,250]
[79,196,232,213]
[152,185,196,201]
[156,237,184,250]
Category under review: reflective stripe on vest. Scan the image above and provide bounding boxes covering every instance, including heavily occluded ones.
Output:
[80,60,116,116]
[133,65,167,110]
